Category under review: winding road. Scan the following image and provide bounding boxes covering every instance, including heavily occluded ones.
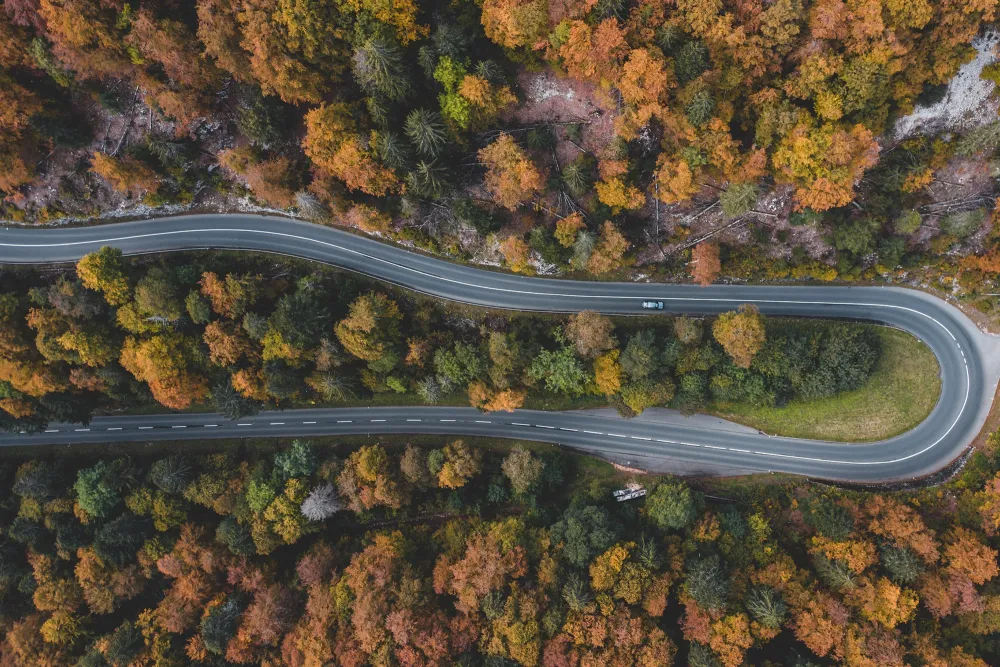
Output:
[0,214,997,482]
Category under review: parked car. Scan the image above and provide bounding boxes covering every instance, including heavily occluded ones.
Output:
[641,301,664,310]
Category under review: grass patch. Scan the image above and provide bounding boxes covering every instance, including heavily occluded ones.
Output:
[712,326,941,442]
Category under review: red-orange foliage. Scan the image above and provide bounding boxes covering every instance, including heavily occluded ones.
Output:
[865,495,940,564]
[156,525,228,633]
[244,157,299,209]
[586,221,629,275]
[944,528,1000,585]
[791,592,848,657]
[479,134,544,210]
[204,320,252,366]
[556,18,628,85]
[129,9,220,91]
[120,334,208,409]
[199,272,262,319]
[690,242,721,286]
[303,104,397,196]
[434,522,528,614]
[550,605,677,666]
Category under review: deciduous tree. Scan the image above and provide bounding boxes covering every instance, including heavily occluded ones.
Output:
[479,133,544,210]
[712,305,766,369]
[690,242,721,286]
[564,310,616,359]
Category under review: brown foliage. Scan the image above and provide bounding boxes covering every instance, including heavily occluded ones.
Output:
[564,310,616,359]
[244,157,299,209]
[120,334,208,409]
[204,320,252,366]
[586,222,629,275]
[499,236,533,274]
[434,521,528,614]
[479,134,544,210]
[90,153,160,197]
[303,104,397,196]
[690,242,721,286]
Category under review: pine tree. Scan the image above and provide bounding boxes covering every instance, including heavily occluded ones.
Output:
[352,37,411,102]
[405,109,448,158]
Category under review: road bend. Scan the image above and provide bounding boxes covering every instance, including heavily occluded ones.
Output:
[0,214,996,482]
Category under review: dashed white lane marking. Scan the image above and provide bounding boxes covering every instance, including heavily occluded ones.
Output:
[270,422,285,425]
[2,224,974,469]
[631,436,651,441]
[204,424,218,427]
[729,448,750,453]
[512,423,531,427]
[370,419,385,422]
[536,425,554,429]
[138,426,152,430]
[475,420,491,424]
[75,428,90,432]
[337,420,352,423]
[171,425,186,429]
[703,445,726,450]
[608,433,627,438]
[107,427,121,431]
[583,430,603,435]
[440,419,456,422]
[406,419,421,422]
[302,421,316,424]
[237,423,251,427]
[560,427,578,432]
[45,429,58,433]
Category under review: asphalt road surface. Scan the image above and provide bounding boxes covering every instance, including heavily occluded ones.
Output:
[0,214,996,482]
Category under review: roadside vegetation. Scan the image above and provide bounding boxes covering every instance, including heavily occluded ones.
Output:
[3,428,1000,665]
[3,0,1000,331]
[714,327,941,442]
[0,252,889,434]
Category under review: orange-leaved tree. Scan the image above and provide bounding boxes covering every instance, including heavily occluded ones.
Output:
[690,241,721,286]
[711,304,765,369]
[90,153,160,197]
[303,103,397,196]
[479,133,544,210]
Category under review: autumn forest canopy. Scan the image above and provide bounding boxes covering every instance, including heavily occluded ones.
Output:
[2,0,1000,288]
[4,426,1000,666]
[0,252,881,431]
[4,1,1000,665]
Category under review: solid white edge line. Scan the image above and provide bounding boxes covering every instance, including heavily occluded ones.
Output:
[1,225,971,469]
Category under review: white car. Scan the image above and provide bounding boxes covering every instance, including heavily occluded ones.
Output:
[641,301,664,310]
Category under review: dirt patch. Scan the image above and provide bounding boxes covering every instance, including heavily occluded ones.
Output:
[910,156,996,253]
[510,70,618,166]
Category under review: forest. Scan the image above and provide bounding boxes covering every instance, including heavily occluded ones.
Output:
[3,0,1000,310]
[2,429,1000,666]
[0,251,880,430]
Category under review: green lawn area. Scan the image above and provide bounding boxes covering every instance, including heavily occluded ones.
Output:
[711,326,941,442]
